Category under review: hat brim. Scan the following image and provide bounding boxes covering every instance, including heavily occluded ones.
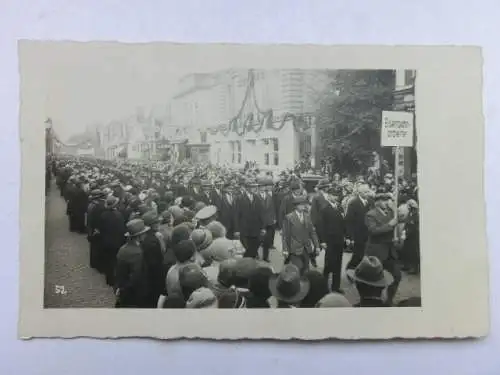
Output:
[268,275,311,304]
[345,269,394,288]
[125,226,150,237]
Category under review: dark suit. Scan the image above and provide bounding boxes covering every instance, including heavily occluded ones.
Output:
[345,196,370,270]
[87,199,106,272]
[365,206,401,305]
[314,197,345,291]
[98,208,127,285]
[142,231,166,307]
[278,193,298,230]
[257,192,276,261]
[218,192,237,239]
[114,241,149,308]
[210,189,224,212]
[234,193,264,258]
[281,210,320,274]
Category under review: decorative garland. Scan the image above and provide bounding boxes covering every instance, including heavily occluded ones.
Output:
[198,70,316,138]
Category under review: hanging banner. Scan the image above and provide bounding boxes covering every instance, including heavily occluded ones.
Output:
[380,110,414,147]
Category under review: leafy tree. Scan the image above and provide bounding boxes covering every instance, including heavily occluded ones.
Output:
[315,70,395,176]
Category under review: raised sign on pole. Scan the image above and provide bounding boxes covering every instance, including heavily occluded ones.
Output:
[380,110,414,147]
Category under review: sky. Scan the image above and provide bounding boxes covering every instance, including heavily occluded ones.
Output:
[38,42,194,142]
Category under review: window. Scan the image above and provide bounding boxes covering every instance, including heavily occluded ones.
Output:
[262,138,279,166]
[201,131,207,144]
[262,139,270,165]
[232,140,242,164]
[272,138,279,166]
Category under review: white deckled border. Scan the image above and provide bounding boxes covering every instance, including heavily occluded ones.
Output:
[18,42,488,340]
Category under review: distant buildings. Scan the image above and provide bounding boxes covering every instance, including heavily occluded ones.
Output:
[97,68,333,170]
[170,69,331,170]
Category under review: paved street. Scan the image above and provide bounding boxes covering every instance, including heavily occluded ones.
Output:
[44,182,115,308]
[44,182,420,308]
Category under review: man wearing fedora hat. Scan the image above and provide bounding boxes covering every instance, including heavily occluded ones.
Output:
[364,193,401,306]
[114,219,151,308]
[218,182,237,240]
[269,264,310,307]
[314,184,346,293]
[309,178,331,226]
[345,183,373,271]
[281,195,321,274]
[141,211,167,307]
[277,178,304,230]
[234,179,266,259]
[257,177,277,262]
[97,195,127,286]
[346,256,393,307]
[86,189,107,272]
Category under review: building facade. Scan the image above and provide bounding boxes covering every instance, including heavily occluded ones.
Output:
[393,69,416,178]
[170,69,331,170]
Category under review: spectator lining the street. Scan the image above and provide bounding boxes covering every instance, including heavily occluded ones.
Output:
[316,293,352,308]
[299,270,330,308]
[346,256,393,307]
[269,264,310,308]
[179,264,210,302]
[165,240,197,297]
[246,267,273,308]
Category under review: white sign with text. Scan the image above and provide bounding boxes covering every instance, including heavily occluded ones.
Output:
[381,110,414,147]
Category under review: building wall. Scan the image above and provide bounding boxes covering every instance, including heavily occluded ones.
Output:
[169,69,331,169]
[393,69,416,178]
[206,117,297,171]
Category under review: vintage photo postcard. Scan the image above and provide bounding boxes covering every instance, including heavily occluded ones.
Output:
[18,42,488,340]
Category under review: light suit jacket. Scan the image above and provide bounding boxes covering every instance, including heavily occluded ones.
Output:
[281,211,319,256]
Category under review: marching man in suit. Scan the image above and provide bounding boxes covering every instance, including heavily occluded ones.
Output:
[281,196,322,274]
[234,179,266,258]
[345,183,372,271]
[364,193,401,306]
[257,176,277,262]
[314,185,346,293]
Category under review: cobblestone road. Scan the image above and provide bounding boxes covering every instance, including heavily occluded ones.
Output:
[44,182,420,308]
[44,183,115,308]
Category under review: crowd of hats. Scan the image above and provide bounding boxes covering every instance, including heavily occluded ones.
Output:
[51,155,420,308]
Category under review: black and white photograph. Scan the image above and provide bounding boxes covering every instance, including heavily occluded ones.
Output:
[43,62,421,309]
[19,42,487,340]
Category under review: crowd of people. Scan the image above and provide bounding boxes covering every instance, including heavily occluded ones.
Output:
[46,154,421,309]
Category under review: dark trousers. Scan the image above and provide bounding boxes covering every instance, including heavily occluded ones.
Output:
[89,237,102,271]
[346,239,366,270]
[323,241,344,292]
[226,227,235,240]
[261,225,275,261]
[383,257,402,305]
[241,236,260,258]
[102,245,119,285]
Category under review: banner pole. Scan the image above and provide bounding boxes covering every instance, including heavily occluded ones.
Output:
[393,146,400,243]
[394,146,400,216]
